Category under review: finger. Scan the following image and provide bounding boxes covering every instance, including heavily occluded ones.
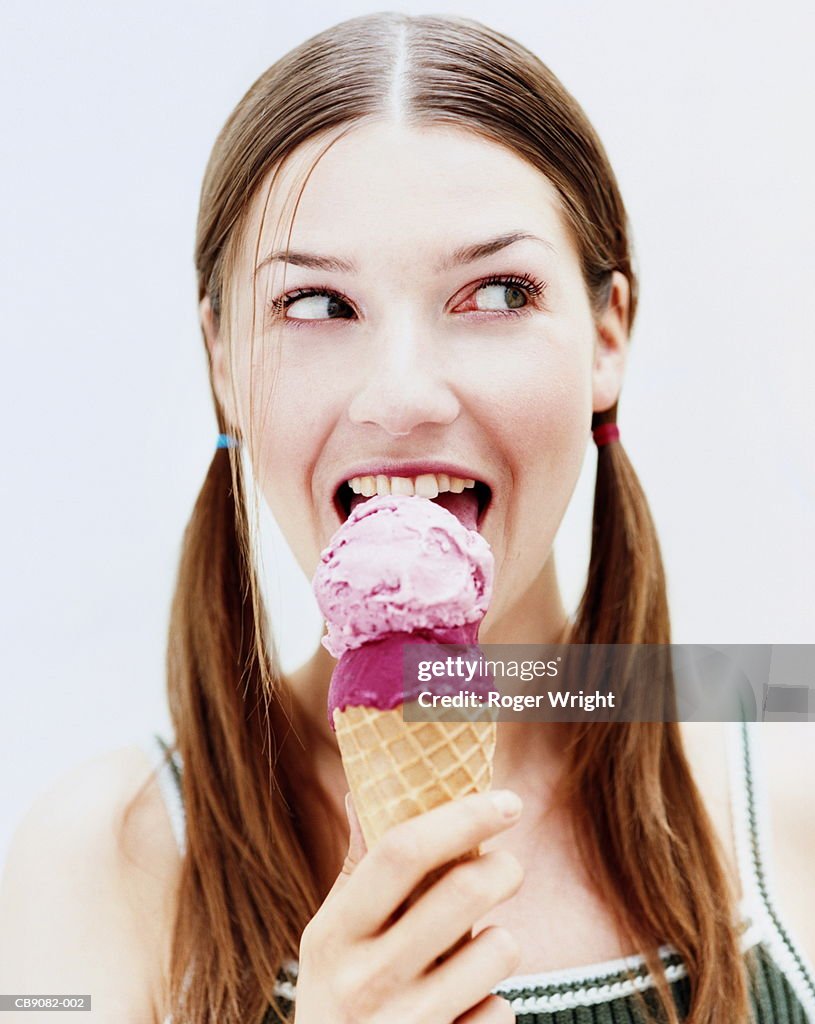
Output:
[324,792,369,900]
[343,792,367,871]
[414,925,521,1022]
[332,789,523,939]
[455,994,515,1024]
[380,850,524,978]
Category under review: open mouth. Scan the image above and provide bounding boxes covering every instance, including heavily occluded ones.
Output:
[333,474,492,532]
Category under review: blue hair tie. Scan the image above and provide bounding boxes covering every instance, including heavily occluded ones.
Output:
[216,433,240,449]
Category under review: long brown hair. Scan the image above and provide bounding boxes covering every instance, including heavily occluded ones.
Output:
[162,13,750,1022]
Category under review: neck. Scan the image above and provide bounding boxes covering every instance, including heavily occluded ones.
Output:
[480,550,573,791]
[479,548,570,646]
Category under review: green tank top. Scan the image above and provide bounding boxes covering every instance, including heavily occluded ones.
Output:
[152,722,815,1023]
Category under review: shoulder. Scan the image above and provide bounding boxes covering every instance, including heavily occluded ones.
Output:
[678,722,740,882]
[758,723,815,865]
[0,745,182,1023]
[679,722,815,966]
[759,723,815,966]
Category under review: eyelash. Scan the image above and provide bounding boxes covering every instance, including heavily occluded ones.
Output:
[473,273,547,309]
[266,272,547,329]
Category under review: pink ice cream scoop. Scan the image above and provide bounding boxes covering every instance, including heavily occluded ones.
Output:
[311,493,495,729]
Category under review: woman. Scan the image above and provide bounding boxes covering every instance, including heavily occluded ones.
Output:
[1,12,813,1024]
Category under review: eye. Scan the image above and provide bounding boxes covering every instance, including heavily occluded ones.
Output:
[475,282,524,309]
[269,288,355,322]
[458,274,546,315]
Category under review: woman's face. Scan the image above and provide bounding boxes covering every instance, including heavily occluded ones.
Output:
[204,121,628,635]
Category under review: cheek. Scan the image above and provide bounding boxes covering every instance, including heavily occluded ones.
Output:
[509,371,589,468]
[235,350,338,569]
[474,326,593,474]
[474,325,592,589]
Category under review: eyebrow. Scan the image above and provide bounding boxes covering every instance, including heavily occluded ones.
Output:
[441,231,557,271]
[255,249,354,276]
[253,231,557,277]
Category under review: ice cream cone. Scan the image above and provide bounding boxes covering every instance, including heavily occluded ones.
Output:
[334,700,497,964]
[333,702,497,848]
[312,494,498,965]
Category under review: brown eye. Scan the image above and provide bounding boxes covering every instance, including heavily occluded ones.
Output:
[282,288,354,319]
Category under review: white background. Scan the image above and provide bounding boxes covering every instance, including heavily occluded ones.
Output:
[1,0,812,866]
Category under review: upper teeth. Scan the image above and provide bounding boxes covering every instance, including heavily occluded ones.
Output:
[345,473,477,499]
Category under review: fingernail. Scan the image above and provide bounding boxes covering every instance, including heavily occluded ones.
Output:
[488,789,523,819]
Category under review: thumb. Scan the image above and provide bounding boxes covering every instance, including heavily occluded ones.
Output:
[339,791,368,880]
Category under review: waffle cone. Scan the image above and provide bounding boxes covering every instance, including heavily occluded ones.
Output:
[333,702,497,847]
[333,701,497,964]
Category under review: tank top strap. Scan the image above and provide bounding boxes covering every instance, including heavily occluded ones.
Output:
[145,732,186,858]
[727,720,815,1018]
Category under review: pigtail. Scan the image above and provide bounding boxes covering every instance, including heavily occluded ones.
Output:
[164,446,331,1023]
[563,405,751,1024]
[571,405,668,646]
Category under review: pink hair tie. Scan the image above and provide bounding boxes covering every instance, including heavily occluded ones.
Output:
[592,423,620,447]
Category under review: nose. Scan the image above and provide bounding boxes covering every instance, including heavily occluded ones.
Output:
[347,317,460,436]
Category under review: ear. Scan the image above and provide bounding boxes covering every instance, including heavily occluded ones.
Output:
[591,270,630,414]
[200,294,239,428]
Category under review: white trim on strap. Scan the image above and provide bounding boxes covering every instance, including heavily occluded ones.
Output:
[729,721,815,1022]
[493,943,680,994]
[145,733,186,858]
[497,961,689,1015]
[727,720,765,921]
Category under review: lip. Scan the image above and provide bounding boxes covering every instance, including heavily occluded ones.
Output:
[329,460,494,531]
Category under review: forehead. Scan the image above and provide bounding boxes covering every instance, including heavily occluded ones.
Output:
[240,121,573,274]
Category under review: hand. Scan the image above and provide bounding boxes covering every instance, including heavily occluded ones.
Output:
[294,789,524,1023]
